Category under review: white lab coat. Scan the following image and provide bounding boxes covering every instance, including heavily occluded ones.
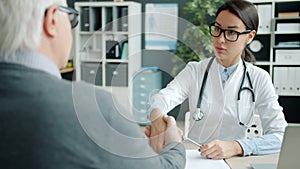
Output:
[150,57,287,145]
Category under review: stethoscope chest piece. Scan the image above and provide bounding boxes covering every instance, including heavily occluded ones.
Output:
[193,108,204,121]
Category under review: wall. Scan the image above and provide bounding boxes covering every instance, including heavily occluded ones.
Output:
[68,0,300,123]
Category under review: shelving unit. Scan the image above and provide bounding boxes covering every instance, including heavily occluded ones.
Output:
[249,0,300,123]
[249,0,300,96]
[74,2,141,111]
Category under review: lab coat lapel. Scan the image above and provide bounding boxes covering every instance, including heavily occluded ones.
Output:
[196,60,224,143]
[230,60,254,121]
[225,59,244,94]
[210,59,224,97]
[189,59,224,143]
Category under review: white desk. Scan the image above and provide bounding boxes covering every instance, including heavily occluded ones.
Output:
[177,121,279,169]
[225,153,279,169]
[140,121,279,169]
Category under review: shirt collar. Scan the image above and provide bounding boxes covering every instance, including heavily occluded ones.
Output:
[0,49,62,79]
[218,60,240,77]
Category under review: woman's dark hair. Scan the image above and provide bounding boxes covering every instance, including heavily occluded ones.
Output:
[216,0,259,62]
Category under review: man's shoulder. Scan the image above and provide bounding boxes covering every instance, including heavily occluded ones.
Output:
[71,81,112,97]
[71,81,116,110]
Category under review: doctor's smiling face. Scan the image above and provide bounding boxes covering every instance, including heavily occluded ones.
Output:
[212,10,256,68]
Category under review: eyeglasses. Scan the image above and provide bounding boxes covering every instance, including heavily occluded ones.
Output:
[45,6,79,29]
[57,6,79,29]
[209,23,252,42]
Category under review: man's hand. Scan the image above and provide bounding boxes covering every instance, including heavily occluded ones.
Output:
[200,140,243,159]
[145,109,183,153]
[163,115,183,146]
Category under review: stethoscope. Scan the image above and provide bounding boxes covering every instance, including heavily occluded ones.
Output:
[192,56,256,128]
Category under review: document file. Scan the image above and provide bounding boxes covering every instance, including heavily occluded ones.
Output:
[273,67,300,96]
[273,67,281,94]
[185,150,230,169]
[256,4,272,34]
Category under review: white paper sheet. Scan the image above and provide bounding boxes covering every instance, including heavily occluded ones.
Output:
[185,150,230,169]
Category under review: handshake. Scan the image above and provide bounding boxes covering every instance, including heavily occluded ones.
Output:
[144,108,183,153]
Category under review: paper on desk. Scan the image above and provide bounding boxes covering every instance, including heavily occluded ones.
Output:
[185,150,230,169]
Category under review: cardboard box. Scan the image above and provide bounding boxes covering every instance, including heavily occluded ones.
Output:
[278,12,299,18]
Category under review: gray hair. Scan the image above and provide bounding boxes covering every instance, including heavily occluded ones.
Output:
[0,0,66,58]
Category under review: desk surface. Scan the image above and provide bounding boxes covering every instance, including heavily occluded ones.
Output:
[226,153,279,169]
[140,121,279,169]
[60,67,74,74]
[177,121,279,169]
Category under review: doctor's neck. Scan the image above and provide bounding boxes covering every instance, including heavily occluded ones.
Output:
[216,57,241,68]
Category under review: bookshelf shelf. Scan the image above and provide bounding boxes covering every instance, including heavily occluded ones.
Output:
[74,1,141,88]
[74,2,141,113]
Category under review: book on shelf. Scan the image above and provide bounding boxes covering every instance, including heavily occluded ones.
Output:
[277,41,300,47]
[119,7,128,31]
[106,40,121,59]
[121,41,128,60]
[105,7,113,31]
[81,7,90,31]
[91,7,102,31]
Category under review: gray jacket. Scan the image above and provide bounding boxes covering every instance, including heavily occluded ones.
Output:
[0,63,185,169]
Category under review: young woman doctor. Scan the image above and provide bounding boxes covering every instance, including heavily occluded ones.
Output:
[148,0,287,159]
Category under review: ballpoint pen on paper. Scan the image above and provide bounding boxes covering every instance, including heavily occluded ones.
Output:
[182,135,202,148]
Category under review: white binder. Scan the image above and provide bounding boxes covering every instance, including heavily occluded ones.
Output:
[273,67,281,95]
[287,67,294,95]
[280,67,288,95]
[256,4,272,34]
[296,67,300,95]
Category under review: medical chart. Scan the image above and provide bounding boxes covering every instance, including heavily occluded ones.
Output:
[185,150,230,169]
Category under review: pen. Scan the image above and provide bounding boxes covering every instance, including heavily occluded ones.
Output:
[182,135,202,148]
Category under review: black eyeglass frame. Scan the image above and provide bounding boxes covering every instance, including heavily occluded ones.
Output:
[209,22,252,42]
[45,5,79,29]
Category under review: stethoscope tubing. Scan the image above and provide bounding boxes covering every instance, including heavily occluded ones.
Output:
[193,57,256,128]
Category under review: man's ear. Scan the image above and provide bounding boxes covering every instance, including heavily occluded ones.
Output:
[247,30,256,45]
[43,6,58,37]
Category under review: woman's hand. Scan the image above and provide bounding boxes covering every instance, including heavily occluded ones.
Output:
[200,140,243,159]
[145,109,183,153]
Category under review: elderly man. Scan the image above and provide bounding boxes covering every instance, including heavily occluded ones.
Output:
[0,0,185,168]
